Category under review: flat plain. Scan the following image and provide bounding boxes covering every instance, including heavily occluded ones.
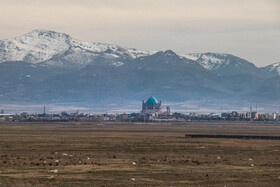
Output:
[0,121,280,186]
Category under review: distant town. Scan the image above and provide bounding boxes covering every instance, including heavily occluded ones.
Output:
[1,96,280,123]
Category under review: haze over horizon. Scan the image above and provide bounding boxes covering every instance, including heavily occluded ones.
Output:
[0,0,279,67]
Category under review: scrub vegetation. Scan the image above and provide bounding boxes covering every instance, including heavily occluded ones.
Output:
[0,121,279,186]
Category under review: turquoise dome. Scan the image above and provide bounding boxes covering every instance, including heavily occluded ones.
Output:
[146,96,158,104]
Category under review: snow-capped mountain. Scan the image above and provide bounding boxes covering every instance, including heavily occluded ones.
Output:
[182,53,229,70]
[261,62,280,77]
[0,29,279,106]
[0,30,275,76]
[0,29,156,67]
[0,30,70,63]
[182,52,259,76]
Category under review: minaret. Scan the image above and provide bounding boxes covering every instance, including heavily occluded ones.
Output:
[167,106,170,115]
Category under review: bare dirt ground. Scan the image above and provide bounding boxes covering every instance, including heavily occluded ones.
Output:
[0,121,280,186]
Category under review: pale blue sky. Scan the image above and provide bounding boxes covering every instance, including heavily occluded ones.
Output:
[0,0,279,66]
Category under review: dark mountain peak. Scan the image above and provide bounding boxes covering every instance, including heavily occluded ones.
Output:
[104,49,114,53]
[163,50,177,56]
[150,50,179,59]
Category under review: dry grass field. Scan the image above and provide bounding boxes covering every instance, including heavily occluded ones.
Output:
[0,121,280,186]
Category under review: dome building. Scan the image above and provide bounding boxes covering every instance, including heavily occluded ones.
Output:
[142,96,162,115]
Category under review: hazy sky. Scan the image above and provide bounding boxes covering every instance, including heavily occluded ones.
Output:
[0,0,279,66]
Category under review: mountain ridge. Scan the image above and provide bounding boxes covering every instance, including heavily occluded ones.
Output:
[0,29,157,68]
[0,30,279,108]
[0,29,277,70]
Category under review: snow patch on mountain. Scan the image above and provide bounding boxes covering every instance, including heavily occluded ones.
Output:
[182,53,229,70]
[181,53,201,61]
[111,61,124,67]
[263,62,280,75]
[125,48,156,58]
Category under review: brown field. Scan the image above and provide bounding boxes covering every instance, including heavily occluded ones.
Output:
[0,121,280,186]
